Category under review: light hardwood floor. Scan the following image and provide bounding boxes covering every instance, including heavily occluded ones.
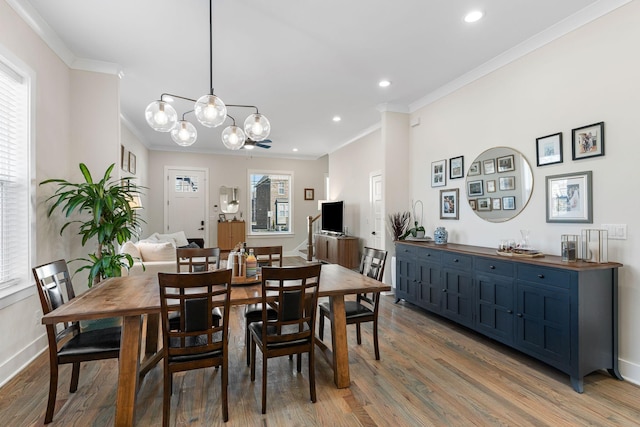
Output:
[1,259,639,426]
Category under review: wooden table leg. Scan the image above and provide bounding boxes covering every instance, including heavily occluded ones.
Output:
[329,295,350,388]
[115,315,142,427]
[139,313,162,381]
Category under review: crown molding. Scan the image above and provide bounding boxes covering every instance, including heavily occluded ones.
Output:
[409,0,632,113]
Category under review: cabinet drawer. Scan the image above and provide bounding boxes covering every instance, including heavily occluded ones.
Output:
[417,247,441,263]
[517,265,571,288]
[442,252,472,270]
[396,244,419,259]
[475,257,514,277]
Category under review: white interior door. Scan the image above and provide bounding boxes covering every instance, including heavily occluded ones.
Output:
[165,167,208,244]
[370,172,383,250]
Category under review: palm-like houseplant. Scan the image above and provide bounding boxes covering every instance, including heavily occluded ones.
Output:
[41,163,144,287]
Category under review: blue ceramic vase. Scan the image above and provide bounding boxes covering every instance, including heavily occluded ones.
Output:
[434,226,448,244]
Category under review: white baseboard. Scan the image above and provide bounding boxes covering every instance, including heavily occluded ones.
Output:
[619,357,640,386]
[0,333,47,388]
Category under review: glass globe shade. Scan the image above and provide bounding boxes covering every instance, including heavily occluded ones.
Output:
[170,120,197,146]
[145,100,177,132]
[221,125,246,150]
[194,94,227,127]
[244,113,271,141]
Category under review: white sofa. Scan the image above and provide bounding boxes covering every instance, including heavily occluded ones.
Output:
[120,231,192,276]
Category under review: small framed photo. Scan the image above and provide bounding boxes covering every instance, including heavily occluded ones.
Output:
[468,161,481,176]
[121,146,129,171]
[467,180,484,197]
[469,199,477,210]
[477,197,491,211]
[492,198,502,210]
[486,180,496,193]
[536,132,563,166]
[499,176,515,191]
[449,156,464,179]
[431,159,446,187]
[545,171,592,223]
[304,188,314,200]
[572,122,604,160]
[218,213,226,222]
[502,196,516,210]
[128,152,137,175]
[440,189,459,220]
[497,154,515,172]
[483,159,496,175]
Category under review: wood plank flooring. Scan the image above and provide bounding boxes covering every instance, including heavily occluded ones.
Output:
[1,258,639,426]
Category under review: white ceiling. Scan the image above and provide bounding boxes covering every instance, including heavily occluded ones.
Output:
[11,0,625,159]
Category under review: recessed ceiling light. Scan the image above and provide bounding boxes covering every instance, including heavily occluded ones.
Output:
[464,10,483,23]
[378,80,391,88]
[292,148,299,152]
[332,116,341,122]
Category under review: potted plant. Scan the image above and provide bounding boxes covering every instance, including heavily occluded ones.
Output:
[41,163,144,287]
[387,211,411,241]
[400,200,425,239]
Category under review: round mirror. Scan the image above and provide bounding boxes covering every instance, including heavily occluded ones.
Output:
[220,186,239,214]
[465,147,533,222]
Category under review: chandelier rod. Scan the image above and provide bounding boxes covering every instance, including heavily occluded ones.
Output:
[209,0,214,96]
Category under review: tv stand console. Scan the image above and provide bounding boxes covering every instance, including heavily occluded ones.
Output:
[395,240,623,393]
[314,234,359,269]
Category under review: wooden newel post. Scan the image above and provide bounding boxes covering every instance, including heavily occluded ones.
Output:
[307,215,314,262]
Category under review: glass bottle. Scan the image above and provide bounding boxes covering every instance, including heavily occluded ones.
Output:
[246,249,257,278]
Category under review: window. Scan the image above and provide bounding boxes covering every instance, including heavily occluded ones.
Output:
[248,170,293,234]
[0,53,32,300]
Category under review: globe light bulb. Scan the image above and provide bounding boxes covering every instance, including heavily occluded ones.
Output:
[170,120,197,147]
[244,113,271,141]
[194,94,227,127]
[251,121,263,135]
[222,125,246,150]
[145,100,177,132]
[154,110,168,125]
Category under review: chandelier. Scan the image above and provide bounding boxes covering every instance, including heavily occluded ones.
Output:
[144,0,270,150]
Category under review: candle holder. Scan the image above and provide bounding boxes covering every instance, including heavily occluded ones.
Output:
[561,234,578,262]
[580,229,608,263]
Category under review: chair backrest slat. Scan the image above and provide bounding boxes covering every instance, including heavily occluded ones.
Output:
[247,246,283,267]
[357,247,388,308]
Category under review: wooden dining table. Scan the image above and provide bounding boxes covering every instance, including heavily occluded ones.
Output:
[42,263,390,426]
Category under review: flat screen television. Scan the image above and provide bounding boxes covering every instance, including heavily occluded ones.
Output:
[321,201,344,234]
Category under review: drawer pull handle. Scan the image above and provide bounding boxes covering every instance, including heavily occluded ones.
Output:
[454,259,459,263]
[507,310,513,314]
[426,253,431,257]
[538,274,545,279]
[489,265,496,269]
[517,313,523,317]
[442,289,447,292]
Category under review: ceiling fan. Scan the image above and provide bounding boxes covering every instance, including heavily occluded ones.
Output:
[242,138,272,150]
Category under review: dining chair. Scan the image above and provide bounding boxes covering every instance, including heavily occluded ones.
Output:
[32,259,121,424]
[158,269,232,425]
[249,264,322,414]
[318,247,387,360]
[174,247,222,329]
[243,245,282,365]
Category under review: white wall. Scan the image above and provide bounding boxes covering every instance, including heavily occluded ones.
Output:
[147,150,328,253]
[330,2,640,384]
[121,123,150,238]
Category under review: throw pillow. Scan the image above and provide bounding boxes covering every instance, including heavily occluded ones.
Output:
[137,241,176,262]
[179,241,201,249]
[156,231,189,247]
[120,241,141,259]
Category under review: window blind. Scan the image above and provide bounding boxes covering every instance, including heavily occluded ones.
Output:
[0,58,28,291]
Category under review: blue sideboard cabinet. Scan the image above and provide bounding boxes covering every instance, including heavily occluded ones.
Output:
[395,241,623,393]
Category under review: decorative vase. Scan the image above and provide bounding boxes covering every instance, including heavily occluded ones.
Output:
[434,226,448,244]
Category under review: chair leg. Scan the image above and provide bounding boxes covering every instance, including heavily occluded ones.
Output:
[245,324,251,366]
[373,319,380,360]
[163,371,171,427]
[70,362,80,392]
[297,353,302,372]
[309,346,317,403]
[261,352,268,414]
[44,361,59,424]
[221,365,229,422]
[250,335,256,381]
[356,323,362,345]
[318,310,325,340]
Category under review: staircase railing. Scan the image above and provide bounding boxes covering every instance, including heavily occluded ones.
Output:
[307,214,321,261]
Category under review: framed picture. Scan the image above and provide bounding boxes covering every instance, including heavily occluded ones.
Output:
[502,196,516,210]
[492,198,502,210]
[467,180,484,197]
[486,180,496,193]
[469,199,477,210]
[497,154,515,172]
[121,146,129,171]
[477,197,491,211]
[545,171,593,223]
[304,188,314,200]
[536,132,563,166]
[431,159,446,187]
[439,188,459,220]
[128,152,136,175]
[483,159,496,174]
[499,176,515,191]
[572,122,604,160]
[449,156,464,179]
[468,161,481,176]
[218,213,226,222]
